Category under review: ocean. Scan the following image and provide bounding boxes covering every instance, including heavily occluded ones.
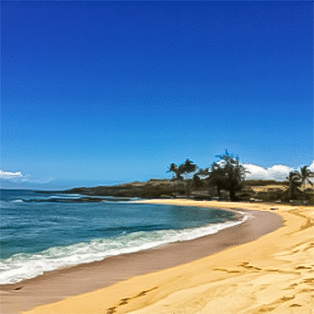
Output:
[0,189,247,284]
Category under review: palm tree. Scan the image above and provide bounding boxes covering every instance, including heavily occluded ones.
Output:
[285,171,303,199]
[167,159,197,196]
[208,151,248,200]
[181,159,197,196]
[181,159,197,180]
[167,162,184,196]
[300,166,314,189]
[167,163,183,180]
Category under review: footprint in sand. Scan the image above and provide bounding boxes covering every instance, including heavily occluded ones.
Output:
[289,304,302,308]
[303,277,314,284]
[280,295,295,302]
[106,307,117,314]
[259,307,276,312]
[135,287,158,298]
[283,283,298,290]
[119,298,131,306]
[299,288,314,293]
[238,262,262,271]
[213,268,241,273]
[107,286,158,313]
[295,265,312,270]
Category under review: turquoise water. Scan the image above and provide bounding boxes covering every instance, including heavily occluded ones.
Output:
[0,190,246,284]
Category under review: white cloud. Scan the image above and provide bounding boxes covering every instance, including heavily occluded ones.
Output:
[244,163,294,181]
[266,165,295,181]
[0,170,54,187]
[0,170,23,180]
[243,164,269,179]
[243,162,314,181]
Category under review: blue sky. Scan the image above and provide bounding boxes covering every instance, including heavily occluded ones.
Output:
[1,1,313,190]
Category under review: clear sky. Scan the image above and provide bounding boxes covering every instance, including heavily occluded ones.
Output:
[1,1,313,190]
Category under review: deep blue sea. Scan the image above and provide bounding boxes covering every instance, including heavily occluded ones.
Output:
[0,190,247,284]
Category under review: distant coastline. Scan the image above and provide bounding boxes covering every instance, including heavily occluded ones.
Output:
[55,178,313,205]
[2,177,312,204]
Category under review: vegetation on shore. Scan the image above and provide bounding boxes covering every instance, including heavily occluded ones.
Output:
[62,151,313,205]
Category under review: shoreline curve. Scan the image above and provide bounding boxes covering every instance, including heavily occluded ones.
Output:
[0,200,290,314]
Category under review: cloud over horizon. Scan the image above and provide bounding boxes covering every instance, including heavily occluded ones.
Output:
[0,170,23,180]
[0,170,53,186]
[244,161,314,181]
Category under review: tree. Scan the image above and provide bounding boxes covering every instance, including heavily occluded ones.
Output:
[181,159,197,180]
[207,150,248,200]
[167,163,183,180]
[284,166,313,200]
[181,159,197,196]
[167,159,197,196]
[193,167,210,185]
[166,163,184,196]
[285,171,303,199]
[191,173,204,189]
[300,166,314,189]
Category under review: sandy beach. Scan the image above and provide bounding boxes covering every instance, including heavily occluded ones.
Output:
[1,200,313,314]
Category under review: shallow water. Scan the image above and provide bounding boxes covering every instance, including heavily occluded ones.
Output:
[0,189,246,284]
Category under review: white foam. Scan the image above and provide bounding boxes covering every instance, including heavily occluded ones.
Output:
[0,212,248,284]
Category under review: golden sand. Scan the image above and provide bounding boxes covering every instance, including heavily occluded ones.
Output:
[22,200,314,314]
